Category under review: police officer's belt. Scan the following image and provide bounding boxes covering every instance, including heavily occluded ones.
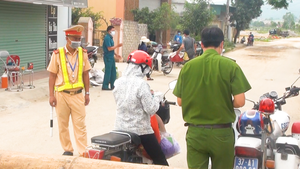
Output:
[62,89,82,95]
[184,123,232,129]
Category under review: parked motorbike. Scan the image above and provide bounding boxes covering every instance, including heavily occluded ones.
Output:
[85,46,99,68]
[149,44,173,75]
[234,74,300,169]
[86,80,177,164]
[195,41,203,56]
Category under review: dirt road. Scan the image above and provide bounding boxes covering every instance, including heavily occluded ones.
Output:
[0,37,300,169]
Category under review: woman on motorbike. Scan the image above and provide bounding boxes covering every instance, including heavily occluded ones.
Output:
[112,50,169,166]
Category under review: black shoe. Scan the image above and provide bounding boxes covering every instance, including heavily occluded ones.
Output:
[102,88,112,90]
[62,151,73,156]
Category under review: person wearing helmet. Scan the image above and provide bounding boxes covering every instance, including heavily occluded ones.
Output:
[112,50,169,166]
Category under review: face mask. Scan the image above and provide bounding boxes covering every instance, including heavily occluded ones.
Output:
[110,31,116,36]
[68,38,81,49]
[178,33,181,35]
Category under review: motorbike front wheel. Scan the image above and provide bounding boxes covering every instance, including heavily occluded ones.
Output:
[163,60,173,75]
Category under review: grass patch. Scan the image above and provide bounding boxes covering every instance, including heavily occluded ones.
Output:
[224,40,235,52]
[254,37,272,42]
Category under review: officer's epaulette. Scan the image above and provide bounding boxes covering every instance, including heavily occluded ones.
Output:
[82,48,87,53]
[223,56,236,62]
[53,49,59,54]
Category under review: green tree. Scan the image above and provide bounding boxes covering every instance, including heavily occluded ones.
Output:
[132,4,179,43]
[230,0,264,43]
[131,7,156,35]
[270,21,277,27]
[181,0,214,37]
[267,0,292,9]
[251,21,265,27]
[282,12,296,29]
[152,2,179,43]
[72,8,106,29]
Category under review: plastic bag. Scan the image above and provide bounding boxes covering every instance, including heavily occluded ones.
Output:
[160,132,180,159]
[169,52,184,63]
[183,52,189,61]
[89,68,104,85]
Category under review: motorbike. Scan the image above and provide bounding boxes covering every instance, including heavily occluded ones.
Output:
[195,41,203,56]
[149,44,173,75]
[85,46,99,68]
[234,73,300,169]
[247,35,254,46]
[85,80,177,164]
[169,41,203,67]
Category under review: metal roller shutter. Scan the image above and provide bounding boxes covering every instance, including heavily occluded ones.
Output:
[0,1,47,71]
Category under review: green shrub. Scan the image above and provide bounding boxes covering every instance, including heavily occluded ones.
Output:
[224,40,235,52]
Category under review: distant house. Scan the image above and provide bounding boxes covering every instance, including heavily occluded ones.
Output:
[210,4,236,42]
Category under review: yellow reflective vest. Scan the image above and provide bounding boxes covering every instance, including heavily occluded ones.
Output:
[55,47,84,91]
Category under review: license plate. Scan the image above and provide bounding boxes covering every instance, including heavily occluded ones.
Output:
[234,157,258,169]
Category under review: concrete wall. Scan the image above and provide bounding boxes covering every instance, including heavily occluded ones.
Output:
[172,0,186,14]
[116,0,125,20]
[88,0,117,30]
[139,0,160,11]
[124,0,139,20]
[122,21,148,60]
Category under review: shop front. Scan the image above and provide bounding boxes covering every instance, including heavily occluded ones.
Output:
[0,0,87,71]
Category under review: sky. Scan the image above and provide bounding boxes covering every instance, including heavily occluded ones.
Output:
[209,0,300,20]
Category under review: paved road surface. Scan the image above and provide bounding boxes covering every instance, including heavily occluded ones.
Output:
[0,37,300,168]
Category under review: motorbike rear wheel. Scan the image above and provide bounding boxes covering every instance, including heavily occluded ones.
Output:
[163,60,173,75]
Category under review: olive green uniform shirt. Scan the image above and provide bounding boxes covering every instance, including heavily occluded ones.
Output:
[173,49,251,125]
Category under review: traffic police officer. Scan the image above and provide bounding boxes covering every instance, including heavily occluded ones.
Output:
[48,25,91,156]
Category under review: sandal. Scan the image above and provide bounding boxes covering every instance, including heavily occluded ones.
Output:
[147,78,154,81]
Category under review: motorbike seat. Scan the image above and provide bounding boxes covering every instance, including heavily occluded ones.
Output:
[91,131,141,147]
[91,132,131,147]
[86,46,95,53]
[112,130,141,146]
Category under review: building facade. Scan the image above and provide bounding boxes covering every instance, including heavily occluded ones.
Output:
[0,0,87,71]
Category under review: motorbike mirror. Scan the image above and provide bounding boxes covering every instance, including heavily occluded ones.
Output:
[169,80,177,90]
[290,74,300,88]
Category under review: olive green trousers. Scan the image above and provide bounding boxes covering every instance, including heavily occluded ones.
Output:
[186,126,235,169]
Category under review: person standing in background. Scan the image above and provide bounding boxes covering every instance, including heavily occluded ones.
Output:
[138,36,153,81]
[102,25,123,90]
[176,30,197,60]
[174,31,183,44]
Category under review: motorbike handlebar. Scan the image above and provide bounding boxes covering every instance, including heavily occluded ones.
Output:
[284,86,300,98]
[165,101,177,105]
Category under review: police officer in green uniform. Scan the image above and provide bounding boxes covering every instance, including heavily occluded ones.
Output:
[173,27,251,169]
[102,25,122,90]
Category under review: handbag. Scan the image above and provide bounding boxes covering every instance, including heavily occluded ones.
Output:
[183,52,189,61]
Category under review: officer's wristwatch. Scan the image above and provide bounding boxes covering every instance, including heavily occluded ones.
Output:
[85,92,90,95]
